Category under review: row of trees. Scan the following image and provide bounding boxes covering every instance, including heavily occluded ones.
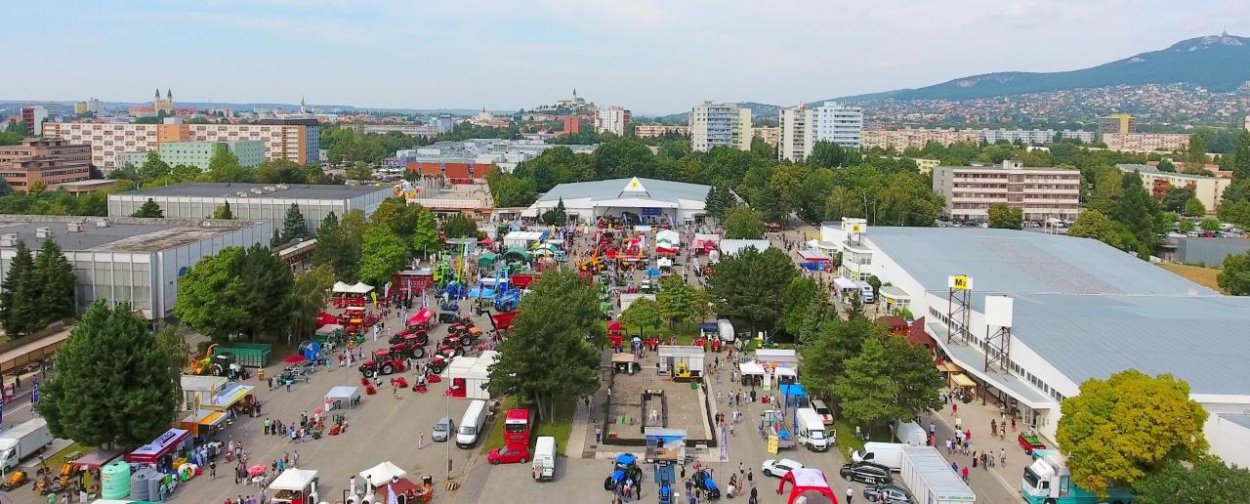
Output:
[319,122,523,165]
[110,150,335,187]
[0,239,76,336]
[1067,169,1163,258]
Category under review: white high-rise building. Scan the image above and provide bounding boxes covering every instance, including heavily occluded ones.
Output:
[689,101,752,152]
[593,106,631,136]
[778,101,863,162]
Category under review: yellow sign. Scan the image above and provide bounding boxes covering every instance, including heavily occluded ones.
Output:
[851,224,862,234]
[949,275,972,291]
[767,435,779,454]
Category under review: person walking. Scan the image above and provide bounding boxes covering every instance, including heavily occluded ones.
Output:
[846,487,854,504]
[419,430,425,448]
[1000,447,1007,467]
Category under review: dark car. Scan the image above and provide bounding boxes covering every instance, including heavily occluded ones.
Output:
[693,469,720,500]
[840,461,892,485]
[864,484,915,504]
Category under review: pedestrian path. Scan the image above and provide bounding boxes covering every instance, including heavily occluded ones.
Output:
[924,393,1039,503]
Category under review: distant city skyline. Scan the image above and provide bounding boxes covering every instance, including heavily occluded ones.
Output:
[6,0,1250,114]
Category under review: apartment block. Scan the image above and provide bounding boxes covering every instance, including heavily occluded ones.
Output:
[981,129,1096,144]
[359,124,441,138]
[632,124,690,138]
[1099,113,1134,135]
[43,120,320,170]
[778,101,864,162]
[593,106,631,136]
[932,160,1081,223]
[1117,164,1228,214]
[0,138,92,190]
[862,128,982,151]
[753,127,780,147]
[21,106,47,135]
[689,101,752,152]
[1103,133,1190,154]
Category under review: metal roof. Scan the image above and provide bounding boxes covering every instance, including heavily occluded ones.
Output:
[866,227,1213,295]
[120,182,389,200]
[1010,293,1250,396]
[1219,414,1250,429]
[534,178,710,204]
[0,217,259,253]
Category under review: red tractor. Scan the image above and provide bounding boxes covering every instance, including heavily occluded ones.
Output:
[428,354,451,374]
[437,341,466,359]
[359,349,407,378]
[390,339,428,360]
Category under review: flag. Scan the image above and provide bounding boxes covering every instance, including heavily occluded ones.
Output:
[386,483,399,504]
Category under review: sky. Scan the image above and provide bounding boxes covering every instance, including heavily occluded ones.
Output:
[6,0,1250,115]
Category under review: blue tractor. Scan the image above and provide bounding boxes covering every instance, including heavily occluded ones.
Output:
[603,453,643,494]
[493,289,521,312]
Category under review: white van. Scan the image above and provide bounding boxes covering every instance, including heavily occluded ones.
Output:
[859,283,875,303]
[532,436,556,481]
[456,399,488,448]
[894,420,926,446]
[851,442,904,471]
[716,319,735,342]
[795,408,832,452]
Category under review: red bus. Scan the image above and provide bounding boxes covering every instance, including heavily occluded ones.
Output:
[504,408,531,449]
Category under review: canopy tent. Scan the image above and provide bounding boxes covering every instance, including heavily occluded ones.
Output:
[777,468,836,504]
[655,229,680,246]
[739,361,766,376]
[269,468,318,491]
[332,281,353,293]
[775,366,798,380]
[126,428,191,464]
[326,386,361,409]
[755,349,799,369]
[834,277,859,291]
[796,250,831,262]
[359,461,407,486]
[502,247,530,262]
[656,257,674,268]
[950,373,976,388]
[645,267,661,278]
[71,449,121,469]
[477,253,498,267]
[350,282,374,294]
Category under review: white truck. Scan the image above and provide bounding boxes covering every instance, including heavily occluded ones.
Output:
[795,408,832,452]
[899,445,977,504]
[0,418,53,471]
[532,436,556,481]
[716,319,735,342]
[894,420,927,446]
[852,442,904,471]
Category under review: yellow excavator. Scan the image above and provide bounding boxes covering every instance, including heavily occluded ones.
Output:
[189,343,218,375]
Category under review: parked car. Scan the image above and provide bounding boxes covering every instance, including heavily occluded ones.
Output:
[810,399,834,425]
[487,446,531,465]
[432,417,453,443]
[761,458,804,478]
[864,484,915,504]
[840,461,892,485]
[693,469,720,499]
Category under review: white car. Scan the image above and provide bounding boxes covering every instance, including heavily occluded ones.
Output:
[761,458,804,478]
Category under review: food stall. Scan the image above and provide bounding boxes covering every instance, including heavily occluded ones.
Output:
[443,351,497,400]
[269,468,318,504]
[795,250,832,271]
[407,308,435,331]
[325,386,362,410]
[359,461,406,487]
[739,361,766,387]
[126,429,192,469]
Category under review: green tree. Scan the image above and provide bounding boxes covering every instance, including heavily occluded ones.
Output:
[620,298,663,338]
[132,198,164,218]
[289,264,335,341]
[987,202,1024,229]
[1181,197,1206,218]
[206,145,250,183]
[807,141,849,169]
[0,241,40,336]
[1057,370,1209,496]
[707,246,796,336]
[1160,187,1195,212]
[345,161,374,181]
[371,197,419,238]
[832,333,899,429]
[1068,209,1133,251]
[1186,134,1209,166]
[780,276,822,338]
[1155,158,1175,173]
[40,300,177,449]
[1231,129,1250,180]
[656,276,699,332]
[1219,249,1250,294]
[704,186,724,221]
[282,203,308,242]
[541,198,568,226]
[1133,457,1250,504]
[1199,216,1221,232]
[865,275,882,302]
[880,332,943,418]
[153,325,189,405]
[442,214,478,238]
[723,205,765,239]
[358,225,408,286]
[33,238,76,326]
[488,269,602,419]
[175,245,294,342]
[213,201,234,220]
[411,206,442,256]
[138,151,172,181]
[312,211,361,281]
[1118,172,1162,257]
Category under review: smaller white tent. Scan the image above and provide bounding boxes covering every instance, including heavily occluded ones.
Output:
[332,281,353,293]
[269,468,318,491]
[443,351,499,400]
[739,361,766,377]
[359,461,407,487]
[348,282,374,294]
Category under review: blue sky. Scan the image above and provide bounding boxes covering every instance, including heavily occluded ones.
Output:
[7,0,1249,114]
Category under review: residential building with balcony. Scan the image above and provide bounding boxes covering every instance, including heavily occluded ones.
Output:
[21,106,47,135]
[1117,164,1229,214]
[1103,133,1190,154]
[932,160,1081,223]
[862,128,981,151]
[1099,113,1134,134]
[778,101,864,162]
[633,124,689,138]
[0,138,92,190]
[689,102,751,152]
[593,106,631,136]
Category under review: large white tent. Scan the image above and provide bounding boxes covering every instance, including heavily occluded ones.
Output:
[269,468,318,491]
[359,461,407,487]
[523,177,716,225]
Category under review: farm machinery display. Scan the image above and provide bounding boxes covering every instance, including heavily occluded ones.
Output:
[359,349,408,378]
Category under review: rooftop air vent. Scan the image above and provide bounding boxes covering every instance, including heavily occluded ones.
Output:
[250,188,264,195]
[95,218,110,228]
[237,191,250,197]
[263,185,277,192]
[276,184,289,190]
[34,227,52,239]
[67,222,83,233]
[0,233,15,247]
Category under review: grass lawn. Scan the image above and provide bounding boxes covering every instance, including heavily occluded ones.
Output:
[833,421,893,460]
[480,397,576,456]
[1159,263,1223,292]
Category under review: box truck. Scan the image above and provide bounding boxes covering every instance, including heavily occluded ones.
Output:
[0,418,53,471]
[894,420,927,446]
[795,408,832,452]
[900,445,977,504]
[1022,449,1133,504]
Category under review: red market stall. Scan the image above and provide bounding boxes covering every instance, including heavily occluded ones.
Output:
[126,428,192,465]
[777,468,838,504]
[393,269,435,297]
[407,308,435,331]
[332,281,373,308]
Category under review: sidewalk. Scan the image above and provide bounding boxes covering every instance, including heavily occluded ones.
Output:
[923,392,1036,503]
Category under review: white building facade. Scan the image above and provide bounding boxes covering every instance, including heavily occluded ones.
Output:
[593,106,631,136]
[689,102,752,152]
[778,102,863,162]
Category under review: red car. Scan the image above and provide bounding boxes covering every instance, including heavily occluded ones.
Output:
[487,446,531,465]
